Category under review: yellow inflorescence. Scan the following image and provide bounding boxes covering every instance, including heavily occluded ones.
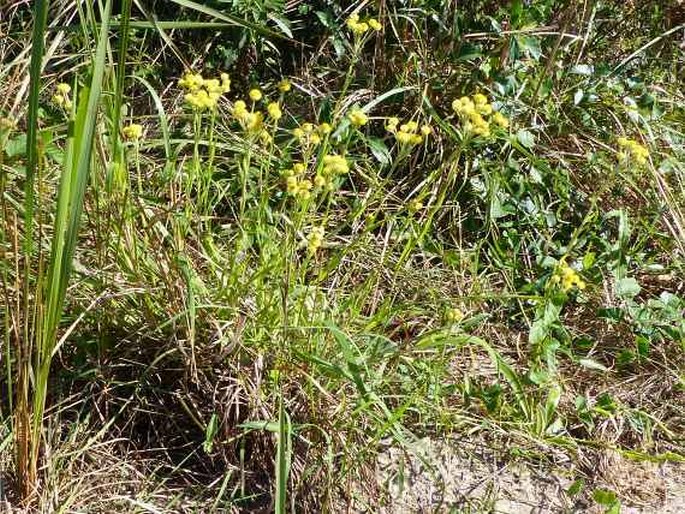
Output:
[408,198,423,213]
[368,18,382,31]
[445,307,465,323]
[283,163,313,199]
[179,71,230,110]
[249,88,263,102]
[278,79,292,93]
[348,108,368,127]
[232,100,264,133]
[386,118,431,146]
[267,102,282,121]
[122,123,143,140]
[292,121,332,147]
[347,13,382,35]
[53,83,73,110]
[617,137,649,165]
[551,261,586,292]
[303,154,350,192]
[307,226,325,254]
[452,93,509,137]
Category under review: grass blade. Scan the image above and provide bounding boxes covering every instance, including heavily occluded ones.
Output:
[275,394,290,514]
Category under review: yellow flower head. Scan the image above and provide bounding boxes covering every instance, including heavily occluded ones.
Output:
[395,131,413,145]
[348,108,368,127]
[244,112,263,132]
[617,137,649,165]
[368,18,382,31]
[478,103,493,115]
[249,88,262,102]
[492,111,509,128]
[318,122,332,134]
[307,226,325,254]
[347,13,370,35]
[278,79,292,93]
[56,83,71,95]
[346,13,360,30]
[553,261,586,292]
[220,73,231,92]
[314,174,327,188]
[473,93,488,106]
[178,72,204,92]
[401,121,418,133]
[322,154,349,175]
[122,123,144,140]
[408,198,423,212]
[420,124,432,136]
[445,307,465,323]
[385,117,400,132]
[267,102,282,121]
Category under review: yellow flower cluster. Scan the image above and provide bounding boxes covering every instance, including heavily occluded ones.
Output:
[408,198,423,213]
[307,226,325,254]
[292,122,331,147]
[249,88,262,102]
[232,100,264,134]
[179,72,231,110]
[445,307,465,324]
[282,154,349,198]
[452,93,509,137]
[284,163,313,199]
[122,123,143,140]
[617,137,649,165]
[348,108,368,127]
[316,154,349,189]
[278,79,291,93]
[346,13,382,35]
[551,261,586,292]
[385,118,431,146]
[267,102,282,121]
[53,83,72,110]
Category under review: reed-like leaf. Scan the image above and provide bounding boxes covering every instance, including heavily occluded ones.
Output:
[275,395,291,514]
[28,0,114,495]
[16,0,50,498]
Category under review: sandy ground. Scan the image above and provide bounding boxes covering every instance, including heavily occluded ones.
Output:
[361,437,685,513]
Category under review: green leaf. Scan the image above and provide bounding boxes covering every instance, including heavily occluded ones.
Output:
[592,488,618,506]
[516,129,535,149]
[203,413,218,453]
[366,137,391,166]
[567,478,585,496]
[616,277,641,299]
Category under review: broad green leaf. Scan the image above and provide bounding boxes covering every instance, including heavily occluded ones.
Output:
[516,129,535,149]
[616,277,641,299]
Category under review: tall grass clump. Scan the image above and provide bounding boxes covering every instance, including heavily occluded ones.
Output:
[8,0,113,501]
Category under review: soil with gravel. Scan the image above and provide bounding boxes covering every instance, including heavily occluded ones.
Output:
[355,437,685,513]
